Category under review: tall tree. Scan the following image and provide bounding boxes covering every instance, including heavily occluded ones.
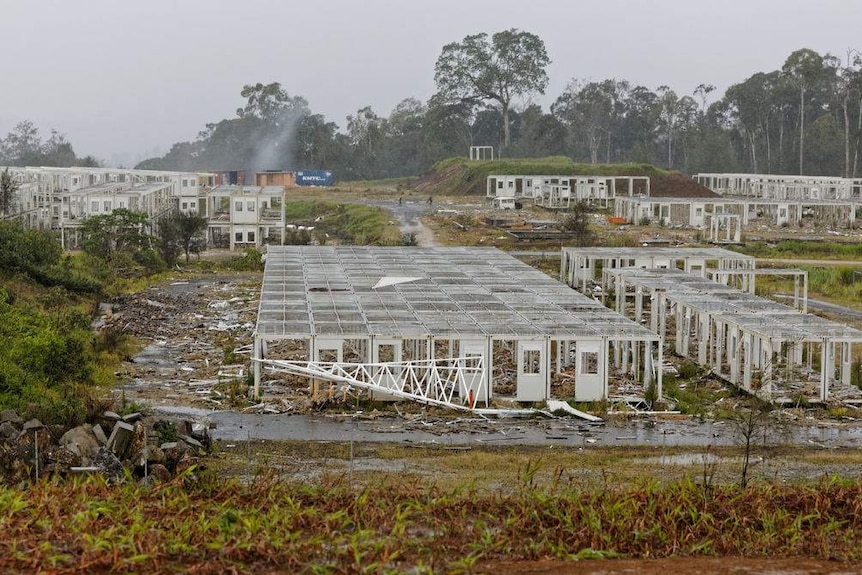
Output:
[654,86,697,169]
[2,121,43,165]
[0,168,20,217]
[782,49,828,175]
[553,80,627,164]
[345,106,386,179]
[433,29,550,152]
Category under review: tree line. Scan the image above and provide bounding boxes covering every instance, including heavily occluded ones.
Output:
[6,31,862,180]
[0,121,100,168]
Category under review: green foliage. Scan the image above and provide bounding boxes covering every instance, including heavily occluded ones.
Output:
[852,361,862,390]
[3,473,862,571]
[80,209,152,267]
[558,201,595,246]
[663,380,730,416]
[0,223,102,295]
[678,361,703,380]
[734,240,862,261]
[132,248,167,275]
[225,248,265,271]
[284,228,312,245]
[607,233,641,248]
[0,286,110,426]
[0,168,20,215]
[154,420,178,445]
[157,212,207,265]
[434,29,550,149]
[283,200,401,245]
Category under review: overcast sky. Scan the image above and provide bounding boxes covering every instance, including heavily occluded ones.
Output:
[2,0,860,166]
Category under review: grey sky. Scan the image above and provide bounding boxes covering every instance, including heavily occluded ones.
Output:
[2,0,859,166]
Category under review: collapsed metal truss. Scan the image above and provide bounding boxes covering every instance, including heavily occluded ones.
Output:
[259,355,489,412]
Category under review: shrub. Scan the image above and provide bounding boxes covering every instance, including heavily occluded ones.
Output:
[226,248,265,272]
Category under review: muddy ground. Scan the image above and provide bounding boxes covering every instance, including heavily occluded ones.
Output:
[107,271,862,489]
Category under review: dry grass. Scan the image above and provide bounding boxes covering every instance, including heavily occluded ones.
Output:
[3,462,862,573]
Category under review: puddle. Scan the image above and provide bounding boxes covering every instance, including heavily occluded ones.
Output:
[152,410,862,448]
[639,453,724,466]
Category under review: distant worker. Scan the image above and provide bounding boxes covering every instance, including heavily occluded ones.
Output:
[428,196,433,205]
[398,196,402,205]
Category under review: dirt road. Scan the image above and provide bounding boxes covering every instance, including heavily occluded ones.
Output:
[367,199,439,246]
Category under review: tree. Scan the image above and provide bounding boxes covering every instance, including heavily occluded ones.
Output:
[1,121,43,165]
[80,209,151,264]
[725,73,781,172]
[0,168,20,217]
[423,95,475,162]
[559,202,594,246]
[345,106,386,179]
[730,403,773,488]
[653,86,698,169]
[42,130,78,167]
[510,104,568,158]
[553,80,627,164]
[434,29,550,152]
[782,49,829,174]
[158,212,208,265]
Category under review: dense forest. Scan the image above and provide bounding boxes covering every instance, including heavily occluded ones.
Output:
[4,36,862,181]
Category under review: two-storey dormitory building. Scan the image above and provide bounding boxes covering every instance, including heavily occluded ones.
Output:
[2,167,299,251]
[0,166,222,247]
[205,185,286,250]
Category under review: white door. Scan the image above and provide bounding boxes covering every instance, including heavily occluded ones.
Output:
[459,340,488,407]
[574,340,605,401]
[516,341,547,402]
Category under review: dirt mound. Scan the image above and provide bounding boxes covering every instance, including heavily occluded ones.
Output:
[650,173,719,198]
[413,163,468,195]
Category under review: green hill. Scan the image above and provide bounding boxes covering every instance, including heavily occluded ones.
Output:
[414,157,673,196]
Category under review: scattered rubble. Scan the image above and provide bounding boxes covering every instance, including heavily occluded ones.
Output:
[0,409,211,485]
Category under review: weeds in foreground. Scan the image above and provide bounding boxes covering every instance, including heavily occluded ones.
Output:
[1,473,861,572]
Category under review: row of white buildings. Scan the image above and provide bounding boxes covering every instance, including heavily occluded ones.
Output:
[486,174,651,208]
[1,166,288,250]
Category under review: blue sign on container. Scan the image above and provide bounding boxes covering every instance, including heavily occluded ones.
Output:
[296,170,333,186]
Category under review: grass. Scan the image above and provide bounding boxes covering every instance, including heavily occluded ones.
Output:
[733,240,862,261]
[754,264,862,310]
[282,199,403,245]
[3,464,862,573]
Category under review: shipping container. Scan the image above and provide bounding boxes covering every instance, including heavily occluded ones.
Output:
[255,171,296,187]
[212,170,245,185]
[295,170,333,187]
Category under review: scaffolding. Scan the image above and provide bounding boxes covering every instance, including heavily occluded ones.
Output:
[561,246,755,294]
[602,267,862,403]
[616,195,862,230]
[253,246,661,406]
[695,173,862,201]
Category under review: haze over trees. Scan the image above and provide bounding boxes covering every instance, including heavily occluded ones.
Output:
[0,121,100,168]
[3,34,861,181]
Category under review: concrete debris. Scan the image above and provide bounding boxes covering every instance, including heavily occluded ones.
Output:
[106,422,135,458]
[0,408,211,484]
[60,426,100,461]
[92,424,108,445]
[1,410,23,425]
[22,418,43,431]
